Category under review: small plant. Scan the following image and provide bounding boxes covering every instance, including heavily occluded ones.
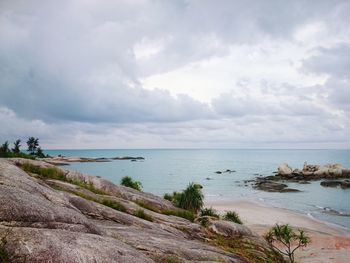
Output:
[223,211,242,225]
[163,193,173,201]
[176,183,203,213]
[200,207,219,218]
[0,229,11,262]
[101,199,127,212]
[164,255,184,263]
[134,199,160,213]
[20,162,108,195]
[21,162,66,180]
[120,176,142,191]
[198,216,210,227]
[162,209,195,222]
[264,224,310,263]
[134,209,153,222]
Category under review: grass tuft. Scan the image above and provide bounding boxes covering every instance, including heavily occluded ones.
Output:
[134,209,153,222]
[223,211,243,225]
[101,199,127,212]
[200,207,219,218]
[162,208,195,222]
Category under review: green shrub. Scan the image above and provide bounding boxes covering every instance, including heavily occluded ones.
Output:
[200,207,219,218]
[162,209,195,222]
[265,224,310,263]
[198,216,210,227]
[101,199,127,212]
[164,255,184,263]
[163,193,173,201]
[223,211,243,225]
[20,162,108,195]
[120,176,142,191]
[134,209,153,222]
[176,183,203,213]
[134,199,160,213]
[0,229,11,263]
[21,162,66,180]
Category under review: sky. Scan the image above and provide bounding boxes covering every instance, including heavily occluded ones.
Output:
[0,0,349,149]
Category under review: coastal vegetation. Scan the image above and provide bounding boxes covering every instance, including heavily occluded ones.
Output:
[134,209,153,222]
[0,137,46,158]
[120,176,142,191]
[264,224,310,263]
[164,183,204,213]
[223,211,243,225]
[0,229,11,263]
[200,207,219,218]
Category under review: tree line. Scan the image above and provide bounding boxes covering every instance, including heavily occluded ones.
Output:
[0,137,46,158]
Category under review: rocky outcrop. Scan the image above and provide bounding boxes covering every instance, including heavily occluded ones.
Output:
[277,163,293,176]
[112,156,145,160]
[0,158,285,263]
[277,162,350,179]
[250,176,300,193]
[320,180,350,189]
[41,156,112,165]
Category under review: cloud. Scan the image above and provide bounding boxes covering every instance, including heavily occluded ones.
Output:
[303,43,350,78]
[0,0,349,148]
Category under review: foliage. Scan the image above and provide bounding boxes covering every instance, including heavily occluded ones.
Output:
[264,224,310,263]
[36,147,45,158]
[213,234,287,263]
[120,176,142,191]
[176,183,204,212]
[11,139,21,154]
[164,255,184,263]
[0,229,11,263]
[21,162,66,180]
[134,209,153,222]
[223,211,243,225]
[134,199,160,213]
[162,208,195,222]
[198,216,210,227]
[163,193,173,201]
[101,199,127,212]
[20,162,108,195]
[0,141,10,157]
[200,207,219,218]
[27,137,39,155]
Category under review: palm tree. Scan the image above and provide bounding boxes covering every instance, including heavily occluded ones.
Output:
[12,139,21,154]
[27,137,39,155]
[0,141,10,157]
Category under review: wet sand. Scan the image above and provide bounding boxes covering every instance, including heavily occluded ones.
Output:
[206,199,350,263]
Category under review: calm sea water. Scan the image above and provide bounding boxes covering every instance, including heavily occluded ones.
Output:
[45,149,350,229]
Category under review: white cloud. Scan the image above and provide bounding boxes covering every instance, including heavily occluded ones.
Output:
[0,0,349,148]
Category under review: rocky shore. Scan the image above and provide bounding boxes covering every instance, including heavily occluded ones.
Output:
[42,155,145,165]
[0,158,285,263]
[246,163,350,192]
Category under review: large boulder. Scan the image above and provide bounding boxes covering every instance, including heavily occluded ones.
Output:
[0,159,251,263]
[209,220,254,238]
[277,163,293,176]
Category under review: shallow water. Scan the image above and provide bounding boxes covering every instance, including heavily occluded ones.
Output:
[45,149,350,229]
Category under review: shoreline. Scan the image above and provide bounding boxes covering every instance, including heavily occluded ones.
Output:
[206,198,350,262]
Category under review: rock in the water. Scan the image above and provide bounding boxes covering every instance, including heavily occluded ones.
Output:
[277,163,293,176]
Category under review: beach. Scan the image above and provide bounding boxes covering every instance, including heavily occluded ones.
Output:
[206,199,350,263]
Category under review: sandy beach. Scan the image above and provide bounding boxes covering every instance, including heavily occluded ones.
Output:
[206,199,350,263]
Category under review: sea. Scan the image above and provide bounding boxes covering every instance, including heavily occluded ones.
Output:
[45,149,350,229]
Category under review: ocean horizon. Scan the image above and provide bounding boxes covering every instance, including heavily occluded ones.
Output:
[45,149,350,229]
